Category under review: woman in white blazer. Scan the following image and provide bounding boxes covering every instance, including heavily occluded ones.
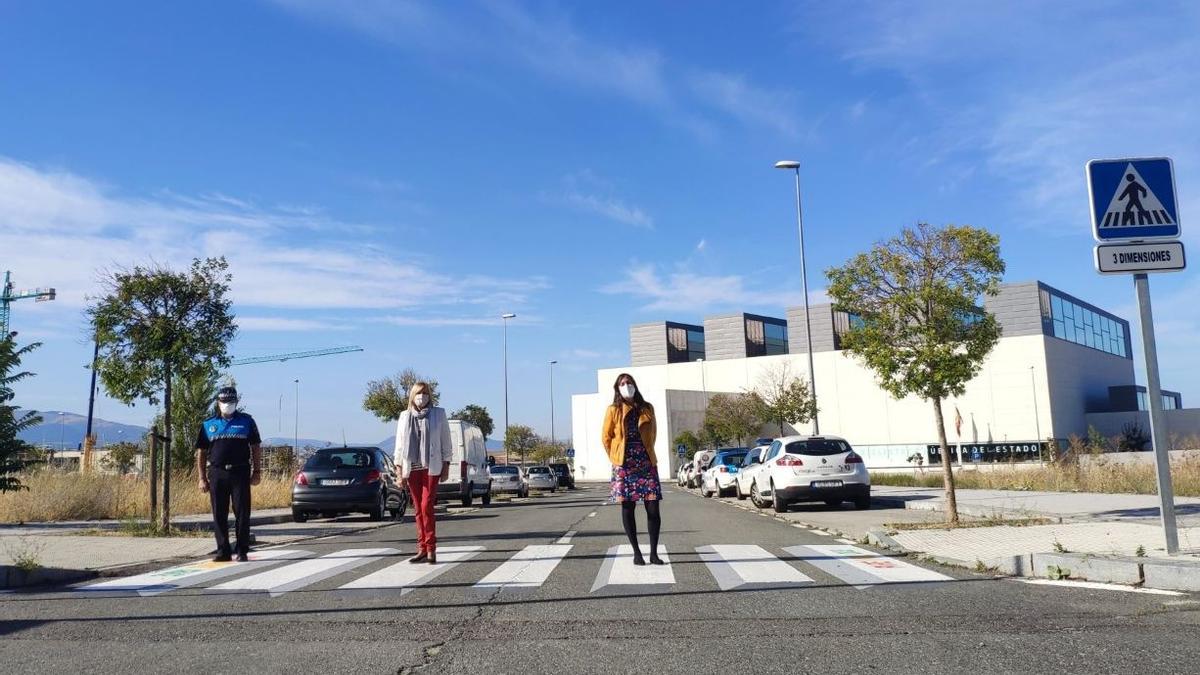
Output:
[393,381,453,564]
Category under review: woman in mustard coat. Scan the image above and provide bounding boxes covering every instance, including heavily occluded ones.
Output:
[601,373,663,565]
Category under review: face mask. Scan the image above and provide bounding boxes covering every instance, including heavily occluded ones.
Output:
[619,384,636,400]
[413,394,429,408]
[218,401,236,416]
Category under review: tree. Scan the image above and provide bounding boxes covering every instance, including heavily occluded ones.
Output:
[265,445,296,476]
[529,438,566,465]
[362,368,440,422]
[704,393,766,446]
[825,223,1004,523]
[88,257,236,529]
[451,404,494,441]
[503,424,538,466]
[151,366,219,472]
[753,362,818,436]
[0,337,42,492]
[673,430,702,459]
[100,441,141,474]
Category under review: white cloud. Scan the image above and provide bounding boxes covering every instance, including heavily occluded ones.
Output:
[687,71,801,138]
[237,317,347,332]
[601,261,818,314]
[562,192,653,229]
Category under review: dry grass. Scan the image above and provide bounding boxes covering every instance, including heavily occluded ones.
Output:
[0,471,294,523]
[871,455,1200,496]
[884,517,1053,531]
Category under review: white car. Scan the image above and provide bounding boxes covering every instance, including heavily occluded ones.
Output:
[700,448,750,498]
[746,435,871,512]
[676,461,692,486]
[524,465,558,492]
[734,444,770,500]
[488,465,527,497]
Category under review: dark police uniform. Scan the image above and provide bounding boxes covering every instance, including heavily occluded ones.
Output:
[196,412,261,557]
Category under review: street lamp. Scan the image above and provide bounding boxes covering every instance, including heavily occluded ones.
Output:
[549,360,558,446]
[501,313,516,463]
[58,411,66,455]
[1030,366,1043,461]
[775,159,819,434]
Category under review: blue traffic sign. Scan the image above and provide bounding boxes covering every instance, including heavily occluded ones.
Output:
[566,448,575,458]
[1088,157,1181,242]
[677,444,686,457]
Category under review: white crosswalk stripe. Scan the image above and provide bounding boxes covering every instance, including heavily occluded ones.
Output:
[697,544,813,590]
[209,548,398,596]
[591,544,674,591]
[785,544,953,588]
[339,546,484,595]
[474,544,572,590]
[77,549,310,596]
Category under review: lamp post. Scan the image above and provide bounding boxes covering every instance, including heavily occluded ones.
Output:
[775,160,819,435]
[501,313,516,463]
[549,360,558,446]
[58,411,65,456]
[1030,366,1043,463]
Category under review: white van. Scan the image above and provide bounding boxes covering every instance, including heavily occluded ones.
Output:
[437,420,491,506]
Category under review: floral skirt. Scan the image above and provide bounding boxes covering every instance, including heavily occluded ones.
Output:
[610,441,663,502]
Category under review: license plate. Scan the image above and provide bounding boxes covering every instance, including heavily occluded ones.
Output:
[321,479,351,486]
[811,480,843,488]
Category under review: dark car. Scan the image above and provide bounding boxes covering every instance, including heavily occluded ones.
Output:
[291,447,408,523]
[548,462,575,489]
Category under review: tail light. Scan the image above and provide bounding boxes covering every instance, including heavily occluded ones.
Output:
[845,453,864,464]
[294,471,308,486]
[718,466,728,473]
[776,456,804,467]
[363,469,382,484]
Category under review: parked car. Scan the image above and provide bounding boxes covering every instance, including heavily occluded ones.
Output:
[735,445,770,500]
[525,465,558,492]
[489,464,527,497]
[676,461,692,486]
[438,419,492,506]
[548,462,575,489]
[747,435,870,512]
[689,449,715,488]
[291,446,408,522]
[700,447,750,498]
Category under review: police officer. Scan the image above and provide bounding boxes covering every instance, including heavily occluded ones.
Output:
[195,386,262,562]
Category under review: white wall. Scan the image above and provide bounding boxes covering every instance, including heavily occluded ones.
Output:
[1043,335,1136,438]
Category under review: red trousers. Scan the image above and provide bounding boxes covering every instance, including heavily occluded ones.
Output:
[407,469,441,553]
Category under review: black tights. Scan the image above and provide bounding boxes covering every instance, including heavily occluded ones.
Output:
[620,500,662,563]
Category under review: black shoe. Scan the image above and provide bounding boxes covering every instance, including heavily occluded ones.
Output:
[632,553,646,566]
[236,552,249,562]
[649,554,666,565]
[213,552,232,563]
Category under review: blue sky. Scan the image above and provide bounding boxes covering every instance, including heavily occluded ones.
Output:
[3,1,1198,445]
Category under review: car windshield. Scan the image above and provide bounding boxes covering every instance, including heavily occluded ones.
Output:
[549,464,569,473]
[718,452,748,466]
[785,439,851,456]
[304,450,375,470]
[529,467,549,474]
[491,466,518,475]
[741,451,760,467]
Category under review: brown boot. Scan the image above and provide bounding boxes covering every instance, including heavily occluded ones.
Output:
[427,551,437,564]
[408,551,428,564]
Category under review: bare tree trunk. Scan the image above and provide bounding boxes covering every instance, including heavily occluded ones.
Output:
[931,396,959,523]
[160,359,172,531]
[148,427,158,522]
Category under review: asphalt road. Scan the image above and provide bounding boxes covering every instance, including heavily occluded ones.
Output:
[2,484,1197,674]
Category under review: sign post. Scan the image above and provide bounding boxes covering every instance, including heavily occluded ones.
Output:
[1087,156,1184,554]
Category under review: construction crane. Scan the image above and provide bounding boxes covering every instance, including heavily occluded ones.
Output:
[230,345,364,366]
[1,271,56,337]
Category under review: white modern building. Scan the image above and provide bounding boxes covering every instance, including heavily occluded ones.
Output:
[571,280,1189,481]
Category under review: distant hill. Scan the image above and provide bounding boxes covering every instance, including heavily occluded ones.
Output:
[17,411,148,450]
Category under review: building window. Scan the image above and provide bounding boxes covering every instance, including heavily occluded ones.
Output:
[745,317,787,357]
[687,329,705,362]
[667,325,704,363]
[764,322,788,356]
[1043,288,1129,358]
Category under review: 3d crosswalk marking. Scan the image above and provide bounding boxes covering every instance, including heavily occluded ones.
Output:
[338,546,484,595]
[77,549,310,596]
[785,545,953,588]
[474,544,572,589]
[209,548,398,596]
[590,544,674,591]
[697,544,813,590]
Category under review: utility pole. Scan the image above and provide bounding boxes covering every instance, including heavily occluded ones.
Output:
[82,336,100,473]
[549,360,558,446]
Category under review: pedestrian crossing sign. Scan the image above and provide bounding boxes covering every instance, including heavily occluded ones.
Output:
[1087,157,1181,242]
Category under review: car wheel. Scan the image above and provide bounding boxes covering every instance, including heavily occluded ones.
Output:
[824,498,842,507]
[462,484,474,507]
[854,496,871,510]
[750,482,764,509]
[701,480,714,498]
[390,490,409,521]
[771,482,789,513]
[291,508,307,523]
[369,491,386,521]
[736,482,746,500]
[482,484,492,506]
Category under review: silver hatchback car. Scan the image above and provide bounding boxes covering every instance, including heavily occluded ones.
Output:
[525,465,558,492]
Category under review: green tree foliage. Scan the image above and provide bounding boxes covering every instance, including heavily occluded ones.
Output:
[265,445,296,476]
[152,366,219,472]
[0,337,42,492]
[503,424,538,465]
[87,257,236,527]
[673,430,702,459]
[703,393,766,446]
[825,223,1004,523]
[362,368,440,422]
[450,404,495,440]
[100,441,141,474]
[529,438,566,465]
[752,362,817,436]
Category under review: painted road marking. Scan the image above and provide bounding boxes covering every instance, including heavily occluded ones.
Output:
[555,530,577,544]
[786,545,952,589]
[339,546,484,595]
[836,538,857,545]
[474,544,572,590]
[77,549,309,596]
[697,545,812,591]
[1016,578,1184,596]
[209,548,398,596]
[591,544,674,591]
[809,529,833,536]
